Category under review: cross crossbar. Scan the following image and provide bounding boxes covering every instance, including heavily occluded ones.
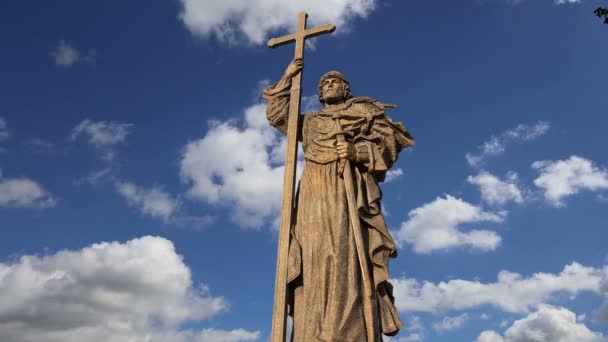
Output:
[267,23,336,48]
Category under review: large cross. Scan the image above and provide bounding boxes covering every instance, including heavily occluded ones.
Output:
[267,12,335,342]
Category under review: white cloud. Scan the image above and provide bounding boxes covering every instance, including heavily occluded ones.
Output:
[52,40,80,66]
[598,277,608,322]
[391,262,604,314]
[433,313,469,333]
[0,117,10,141]
[385,315,425,342]
[0,236,261,342]
[106,329,261,342]
[385,168,404,183]
[396,195,504,253]
[468,171,523,206]
[387,333,424,342]
[301,94,322,113]
[76,168,112,186]
[477,330,505,342]
[70,119,132,161]
[70,119,132,147]
[466,121,549,167]
[51,40,96,66]
[532,155,608,206]
[180,102,302,228]
[0,177,55,208]
[115,181,180,222]
[476,305,606,342]
[195,328,261,342]
[178,0,377,45]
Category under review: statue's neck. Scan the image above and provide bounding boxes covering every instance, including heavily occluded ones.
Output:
[323,101,346,111]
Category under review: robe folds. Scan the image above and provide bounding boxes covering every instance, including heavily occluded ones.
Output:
[263,76,414,342]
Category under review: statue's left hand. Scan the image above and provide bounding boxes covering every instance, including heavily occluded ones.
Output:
[336,141,357,161]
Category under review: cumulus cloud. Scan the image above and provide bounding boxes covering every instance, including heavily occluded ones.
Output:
[178,0,377,45]
[391,262,604,314]
[115,181,180,222]
[0,176,55,208]
[70,119,132,161]
[180,102,302,228]
[51,40,96,66]
[468,171,523,206]
[395,195,504,253]
[598,277,608,322]
[0,117,10,141]
[532,155,608,206]
[0,236,261,342]
[433,313,469,333]
[476,305,606,342]
[477,330,506,342]
[466,121,549,167]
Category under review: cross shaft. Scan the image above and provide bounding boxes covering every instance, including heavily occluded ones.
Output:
[266,11,335,342]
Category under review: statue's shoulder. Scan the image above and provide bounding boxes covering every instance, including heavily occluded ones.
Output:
[303,111,320,118]
[346,97,398,115]
[301,111,320,125]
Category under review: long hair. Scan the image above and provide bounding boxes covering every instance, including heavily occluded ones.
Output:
[317,71,352,104]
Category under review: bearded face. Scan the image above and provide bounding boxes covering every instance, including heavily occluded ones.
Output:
[321,77,346,105]
[317,71,352,105]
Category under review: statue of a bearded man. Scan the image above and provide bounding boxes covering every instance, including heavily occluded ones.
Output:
[263,58,415,341]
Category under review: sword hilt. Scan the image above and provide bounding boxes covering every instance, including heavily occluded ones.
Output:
[335,129,347,176]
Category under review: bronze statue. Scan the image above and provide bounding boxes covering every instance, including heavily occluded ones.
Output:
[264,12,414,341]
[264,61,414,341]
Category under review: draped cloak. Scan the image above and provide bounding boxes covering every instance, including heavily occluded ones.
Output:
[263,76,414,341]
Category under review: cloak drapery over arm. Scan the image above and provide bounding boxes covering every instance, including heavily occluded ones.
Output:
[262,76,303,141]
[345,98,414,334]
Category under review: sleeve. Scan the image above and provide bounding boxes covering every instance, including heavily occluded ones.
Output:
[353,103,415,182]
[353,141,371,164]
[262,76,303,140]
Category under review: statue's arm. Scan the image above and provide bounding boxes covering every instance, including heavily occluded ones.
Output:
[262,77,291,136]
[262,59,304,140]
[353,104,415,181]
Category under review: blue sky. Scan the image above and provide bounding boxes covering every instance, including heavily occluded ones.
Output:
[1,0,608,341]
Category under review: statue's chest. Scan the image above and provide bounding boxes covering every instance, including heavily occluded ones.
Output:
[305,114,338,137]
[305,110,365,136]
[301,111,364,164]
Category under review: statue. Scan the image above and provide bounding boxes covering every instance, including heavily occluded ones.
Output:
[263,12,414,342]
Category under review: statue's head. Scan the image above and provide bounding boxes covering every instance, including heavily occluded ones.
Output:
[317,71,352,105]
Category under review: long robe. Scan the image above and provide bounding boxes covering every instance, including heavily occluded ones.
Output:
[264,76,414,341]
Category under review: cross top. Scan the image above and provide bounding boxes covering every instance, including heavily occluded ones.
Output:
[267,12,336,59]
